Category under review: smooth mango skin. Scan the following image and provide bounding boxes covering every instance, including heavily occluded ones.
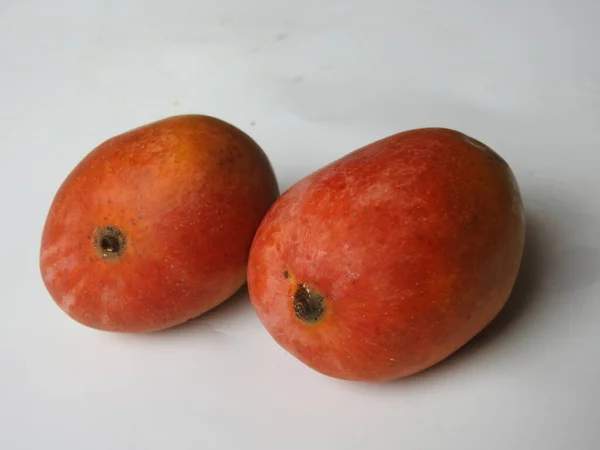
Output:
[40,115,279,332]
[247,128,525,381]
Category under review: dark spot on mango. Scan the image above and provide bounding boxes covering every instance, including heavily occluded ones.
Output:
[93,226,126,262]
[293,283,325,324]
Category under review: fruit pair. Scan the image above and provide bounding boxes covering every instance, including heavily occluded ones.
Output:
[40,115,525,382]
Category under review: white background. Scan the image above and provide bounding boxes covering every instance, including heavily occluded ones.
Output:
[1,0,599,449]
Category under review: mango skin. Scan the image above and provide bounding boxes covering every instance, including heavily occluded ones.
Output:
[40,115,279,332]
[247,128,525,381]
